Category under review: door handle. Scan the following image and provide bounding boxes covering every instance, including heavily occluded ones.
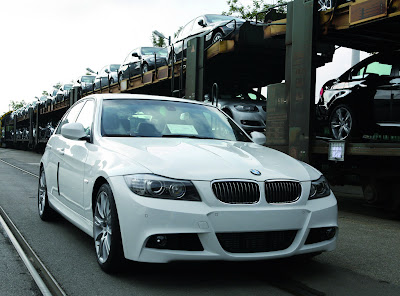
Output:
[56,148,65,155]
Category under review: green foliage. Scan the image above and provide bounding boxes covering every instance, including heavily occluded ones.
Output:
[9,100,26,110]
[174,26,183,39]
[53,82,62,90]
[152,33,166,47]
[42,90,49,96]
[222,0,287,20]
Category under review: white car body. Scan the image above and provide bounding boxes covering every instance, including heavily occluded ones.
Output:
[40,94,337,267]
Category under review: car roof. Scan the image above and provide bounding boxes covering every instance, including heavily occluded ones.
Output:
[85,93,211,106]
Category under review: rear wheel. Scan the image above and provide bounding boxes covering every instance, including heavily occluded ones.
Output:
[38,167,56,221]
[93,183,124,273]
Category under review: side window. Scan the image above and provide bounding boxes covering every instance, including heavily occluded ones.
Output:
[193,17,205,31]
[365,61,392,76]
[248,93,257,100]
[180,21,194,39]
[75,100,95,137]
[350,66,365,80]
[55,102,85,134]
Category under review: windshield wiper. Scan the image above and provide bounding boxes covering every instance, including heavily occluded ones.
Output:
[162,134,220,140]
[102,134,135,137]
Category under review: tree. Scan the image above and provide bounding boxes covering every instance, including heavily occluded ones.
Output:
[42,90,49,96]
[53,82,62,90]
[222,0,287,20]
[174,26,183,39]
[152,33,166,47]
[9,100,26,110]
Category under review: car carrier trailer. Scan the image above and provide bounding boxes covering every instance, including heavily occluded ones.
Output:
[265,0,400,212]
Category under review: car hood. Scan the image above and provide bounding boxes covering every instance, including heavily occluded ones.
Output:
[100,138,314,181]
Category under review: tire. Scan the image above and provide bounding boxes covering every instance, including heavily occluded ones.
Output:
[38,166,56,221]
[212,32,223,43]
[93,183,124,273]
[142,63,148,74]
[329,104,358,140]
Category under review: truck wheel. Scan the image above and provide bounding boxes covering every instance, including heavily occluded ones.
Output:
[361,177,390,205]
[329,104,358,140]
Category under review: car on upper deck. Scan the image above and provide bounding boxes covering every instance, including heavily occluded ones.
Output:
[93,64,120,91]
[118,47,168,82]
[170,14,246,61]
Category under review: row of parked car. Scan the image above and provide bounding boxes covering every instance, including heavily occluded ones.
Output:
[9,14,274,135]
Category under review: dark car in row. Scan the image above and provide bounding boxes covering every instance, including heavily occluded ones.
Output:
[170,14,246,61]
[317,50,400,140]
[118,47,168,82]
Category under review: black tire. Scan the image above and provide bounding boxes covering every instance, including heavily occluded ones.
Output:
[328,104,358,140]
[212,32,223,43]
[142,63,148,74]
[93,183,124,273]
[38,166,56,221]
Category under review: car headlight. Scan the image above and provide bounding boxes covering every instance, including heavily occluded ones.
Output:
[234,105,258,112]
[205,32,213,41]
[309,175,330,200]
[124,174,201,201]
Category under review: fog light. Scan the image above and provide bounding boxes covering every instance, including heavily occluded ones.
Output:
[305,227,337,245]
[155,235,167,247]
[325,227,336,240]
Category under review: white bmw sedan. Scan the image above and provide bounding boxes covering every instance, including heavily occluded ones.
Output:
[38,94,338,272]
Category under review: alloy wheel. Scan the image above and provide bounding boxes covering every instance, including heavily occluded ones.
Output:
[330,106,353,140]
[94,191,112,264]
[38,170,47,216]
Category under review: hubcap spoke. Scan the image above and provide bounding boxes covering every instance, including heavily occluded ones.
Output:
[94,189,113,263]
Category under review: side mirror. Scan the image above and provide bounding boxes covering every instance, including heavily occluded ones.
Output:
[250,131,266,145]
[198,19,206,27]
[61,122,88,140]
[132,52,140,58]
[105,69,110,74]
[77,80,80,83]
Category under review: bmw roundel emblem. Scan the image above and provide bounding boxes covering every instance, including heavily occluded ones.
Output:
[250,169,261,176]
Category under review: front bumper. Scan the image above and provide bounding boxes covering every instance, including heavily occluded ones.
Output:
[109,177,338,263]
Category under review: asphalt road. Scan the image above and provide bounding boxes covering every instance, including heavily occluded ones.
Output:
[0,147,399,296]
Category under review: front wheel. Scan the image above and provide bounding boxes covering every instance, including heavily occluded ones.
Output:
[329,104,358,140]
[142,63,148,74]
[93,183,124,273]
[212,32,223,43]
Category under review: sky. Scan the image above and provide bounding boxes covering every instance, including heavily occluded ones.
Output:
[0,0,367,115]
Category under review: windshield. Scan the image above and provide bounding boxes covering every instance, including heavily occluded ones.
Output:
[141,47,168,57]
[81,76,95,83]
[110,64,120,72]
[101,99,251,142]
[63,84,73,90]
[205,14,244,24]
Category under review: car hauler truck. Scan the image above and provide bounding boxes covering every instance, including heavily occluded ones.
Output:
[1,0,400,211]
